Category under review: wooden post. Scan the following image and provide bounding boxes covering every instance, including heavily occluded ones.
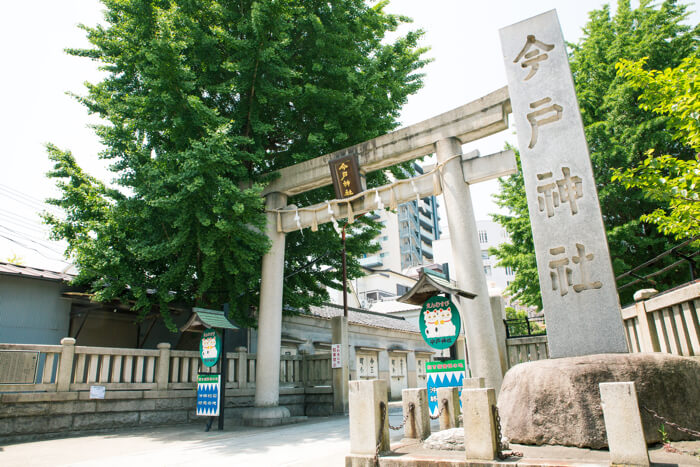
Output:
[56,337,76,392]
[633,289,660,352]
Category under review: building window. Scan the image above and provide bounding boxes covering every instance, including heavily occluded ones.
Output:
[382,236,388,241]
[397,284,409,296]
[484,266,492,276]
[478,230,488,243]
[380,252,388,258]
[481,250,489,260]
[505,266,514,276]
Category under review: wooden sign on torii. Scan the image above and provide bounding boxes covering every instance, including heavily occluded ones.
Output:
[244,86,515,425]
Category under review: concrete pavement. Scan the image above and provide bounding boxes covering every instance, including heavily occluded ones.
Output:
[0,409,410,467]
[3,409,699,466]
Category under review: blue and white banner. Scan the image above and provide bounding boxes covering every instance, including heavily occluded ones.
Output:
[426,360,465,417]
[196,374,221,416]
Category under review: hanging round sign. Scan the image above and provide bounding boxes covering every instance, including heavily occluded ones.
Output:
[419,296,461,350]
[199,328,221,367]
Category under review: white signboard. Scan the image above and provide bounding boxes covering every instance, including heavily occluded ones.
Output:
[331,344,342,369]
[499,10,627,357]
[90,385,106,399]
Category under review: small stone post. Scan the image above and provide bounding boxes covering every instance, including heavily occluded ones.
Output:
[462,388,498,461]
[349,379,389,455]
[56,337,76,392]
[463,377,485,389]
[236,347,248,389]
[437,387,460,430]
[156,342,171,391]
[600,382,650,467]
[402,388,431,440]
[331,316,349,414]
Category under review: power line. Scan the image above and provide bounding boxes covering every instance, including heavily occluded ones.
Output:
[0,233,69,263]
[0,212,48,234]
[0,225,66,257]
[0,184,65,219]
[0,223,59,247]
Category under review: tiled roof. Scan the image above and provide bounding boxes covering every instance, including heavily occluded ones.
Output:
[0,262,74,282]
[307,303,420,334]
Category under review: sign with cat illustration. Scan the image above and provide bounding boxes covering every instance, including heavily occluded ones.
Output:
[419,296,461,349]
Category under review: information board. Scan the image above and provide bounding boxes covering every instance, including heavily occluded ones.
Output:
[331,344,342,369]
[196,374,221,416]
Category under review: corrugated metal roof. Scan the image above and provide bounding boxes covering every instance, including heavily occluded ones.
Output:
[0,262,74,282]
[307,304,420,334]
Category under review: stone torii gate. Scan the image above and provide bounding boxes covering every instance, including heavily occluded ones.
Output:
[243,87,516,425]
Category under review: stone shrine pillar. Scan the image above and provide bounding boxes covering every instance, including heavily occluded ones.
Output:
[244,192,289,424]
[499,10,627,357]
[436,137,504,393]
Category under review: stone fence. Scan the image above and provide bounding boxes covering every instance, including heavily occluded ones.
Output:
[0,339,333,442]
[621,280,700,356]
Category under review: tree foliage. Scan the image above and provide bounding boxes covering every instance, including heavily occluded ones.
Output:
[45,0,428,328]
[490,146,542,310]
[492,0,698,308]
[612,56,700,243]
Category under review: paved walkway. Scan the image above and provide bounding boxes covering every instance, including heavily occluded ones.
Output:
[1,415,362,467]
[3,410,699,466]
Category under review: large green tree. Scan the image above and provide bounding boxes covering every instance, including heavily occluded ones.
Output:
[612,56,700,243]
[492,0,698,308]
[44,0,428,328]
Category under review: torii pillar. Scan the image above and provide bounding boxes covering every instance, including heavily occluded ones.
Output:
[436,137,504,393]
[243,191,291,425]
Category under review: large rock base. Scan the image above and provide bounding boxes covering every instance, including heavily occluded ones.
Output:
[497,353,700,449]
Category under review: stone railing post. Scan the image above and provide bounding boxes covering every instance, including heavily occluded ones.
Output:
[600,382,650,467]
[156,342,171,390]
[402,388,430,440]
[437,386,460,430]
[56,337,76,392]
[236,347,248,389]
[349,379,389,455]
[462,388,498,461]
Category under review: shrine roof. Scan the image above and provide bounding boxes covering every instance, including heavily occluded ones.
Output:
[397,269,476,305]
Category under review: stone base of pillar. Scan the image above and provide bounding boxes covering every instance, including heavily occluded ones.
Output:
[242,406,303,427]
